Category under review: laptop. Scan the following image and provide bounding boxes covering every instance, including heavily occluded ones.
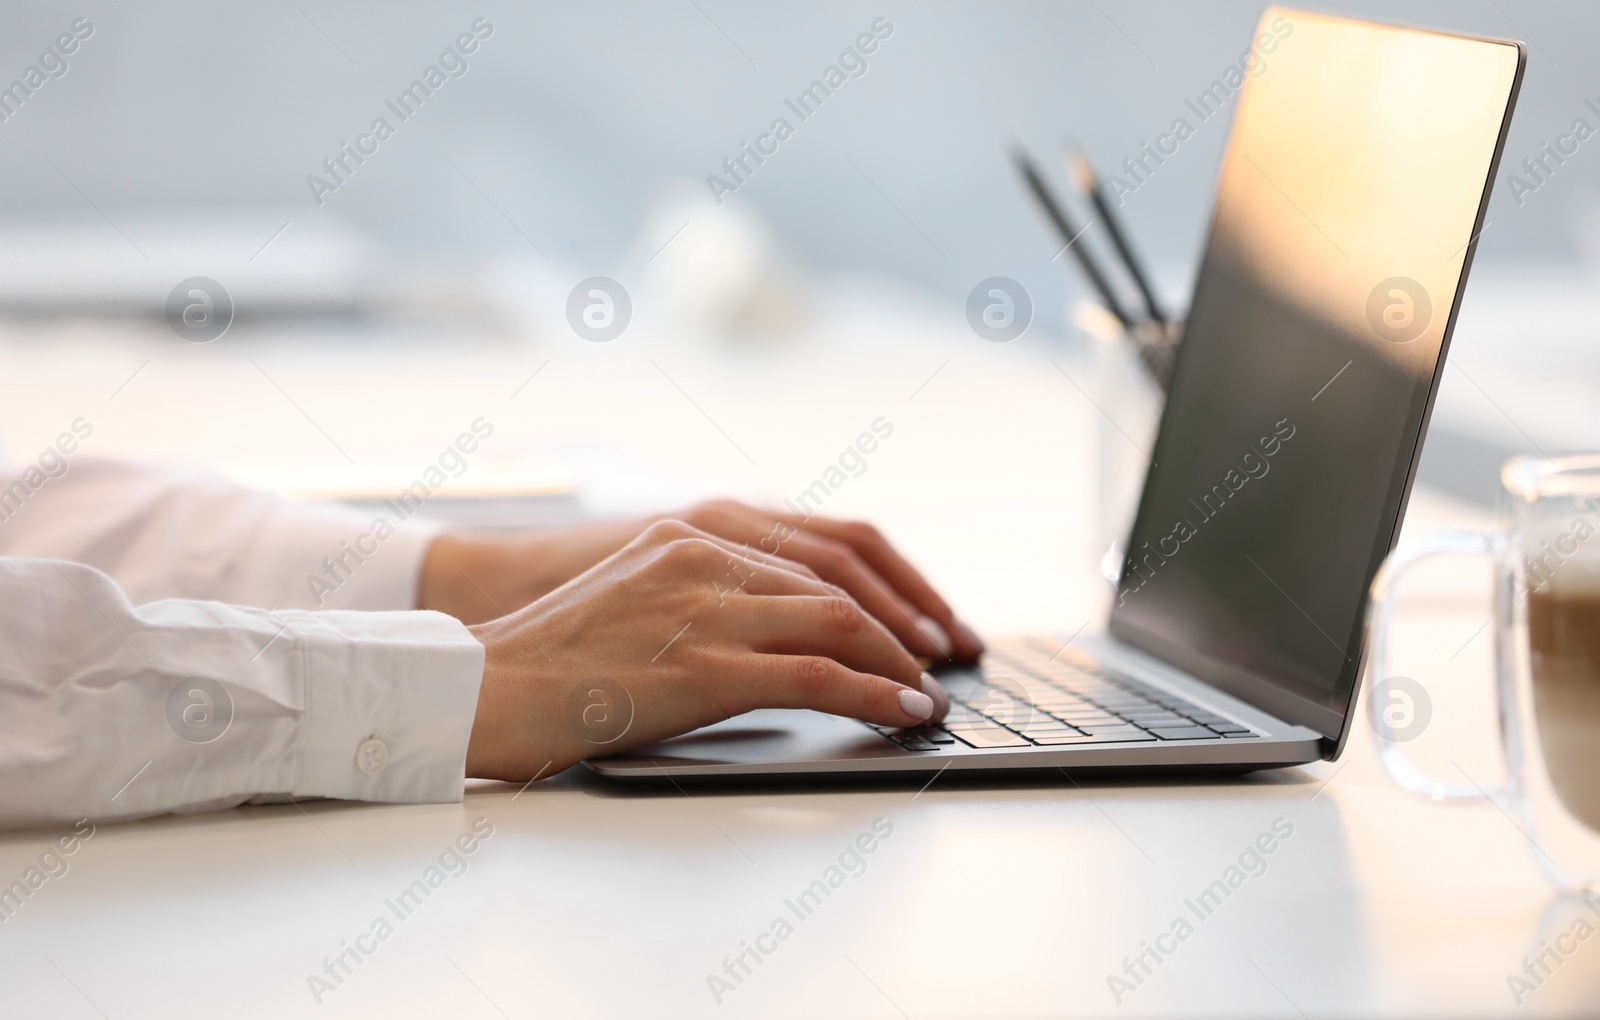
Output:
[589,7,1526,781]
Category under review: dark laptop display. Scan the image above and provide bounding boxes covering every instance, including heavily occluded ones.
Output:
[1110,8,1524,741]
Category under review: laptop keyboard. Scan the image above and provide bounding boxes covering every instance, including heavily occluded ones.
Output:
[868,638,1259,751]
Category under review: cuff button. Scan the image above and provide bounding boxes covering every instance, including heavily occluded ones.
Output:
[355,737,391,776]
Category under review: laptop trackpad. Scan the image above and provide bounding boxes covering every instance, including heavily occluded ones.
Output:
[596,709,902,767]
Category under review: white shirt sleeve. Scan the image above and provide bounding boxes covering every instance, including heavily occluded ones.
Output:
[0,557,485,830]
[0,459,485,830]
[0,458,438,612]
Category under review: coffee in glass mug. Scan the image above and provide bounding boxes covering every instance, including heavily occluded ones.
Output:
[1528,580,1600,831]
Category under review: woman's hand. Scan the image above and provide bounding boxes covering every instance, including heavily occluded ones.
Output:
[463,520,952,782]
[421,499,982,663]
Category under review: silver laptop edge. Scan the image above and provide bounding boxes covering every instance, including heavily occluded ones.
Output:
[589,631,1323,779]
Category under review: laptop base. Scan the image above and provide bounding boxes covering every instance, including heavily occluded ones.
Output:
[586,637,1324,782]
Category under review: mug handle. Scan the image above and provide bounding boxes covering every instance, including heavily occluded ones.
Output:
[1364,530,1508,802]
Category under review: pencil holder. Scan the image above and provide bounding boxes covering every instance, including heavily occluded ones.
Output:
[1087,314,1183,589]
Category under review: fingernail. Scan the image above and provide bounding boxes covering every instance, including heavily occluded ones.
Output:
[919,671,951,718]
[953,619,984,654]
[915,614,954,657]
[898,688,934,721]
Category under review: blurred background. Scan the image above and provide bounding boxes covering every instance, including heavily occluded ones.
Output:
[0,0,1594,627]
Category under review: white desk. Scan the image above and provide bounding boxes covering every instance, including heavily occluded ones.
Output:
[0,295,1590,1018]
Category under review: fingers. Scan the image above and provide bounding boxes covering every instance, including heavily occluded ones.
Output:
[781,514,984,661]
[706,554,849,603]
[641,518,818,588]
[683,501,982,661]
[645,523,930,692]
[733,594,921,686]
[643,526,831,605]
[638,519,949,723]
[681,503,953,661]
[741,652,946,728]
[772,529,957,661]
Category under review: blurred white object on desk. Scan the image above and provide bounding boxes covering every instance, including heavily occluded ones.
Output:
[218,455,579,531]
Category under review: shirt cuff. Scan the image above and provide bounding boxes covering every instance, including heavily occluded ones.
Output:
[286,609,485,804]
[237,501,441,613]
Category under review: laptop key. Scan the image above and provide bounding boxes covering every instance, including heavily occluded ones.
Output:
[1031,731,1158,745]
[1146,726,1222,740]
[1015,716,1080,728]
[1017,725,1085,738]
[943,724,1031,748]
[1075,725,1150,740]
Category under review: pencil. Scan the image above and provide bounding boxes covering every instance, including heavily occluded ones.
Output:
[1012,148,1134,329]
[1069,148,1167,325]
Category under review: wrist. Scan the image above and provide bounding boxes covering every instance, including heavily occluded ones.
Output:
[420,535,542,624]
[464,614,585,782]
[464,618,508,778]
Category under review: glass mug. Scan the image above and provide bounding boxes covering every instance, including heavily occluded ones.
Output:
[1366,454,1600,890]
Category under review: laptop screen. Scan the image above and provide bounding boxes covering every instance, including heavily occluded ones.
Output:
[1108,8,1523,739]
